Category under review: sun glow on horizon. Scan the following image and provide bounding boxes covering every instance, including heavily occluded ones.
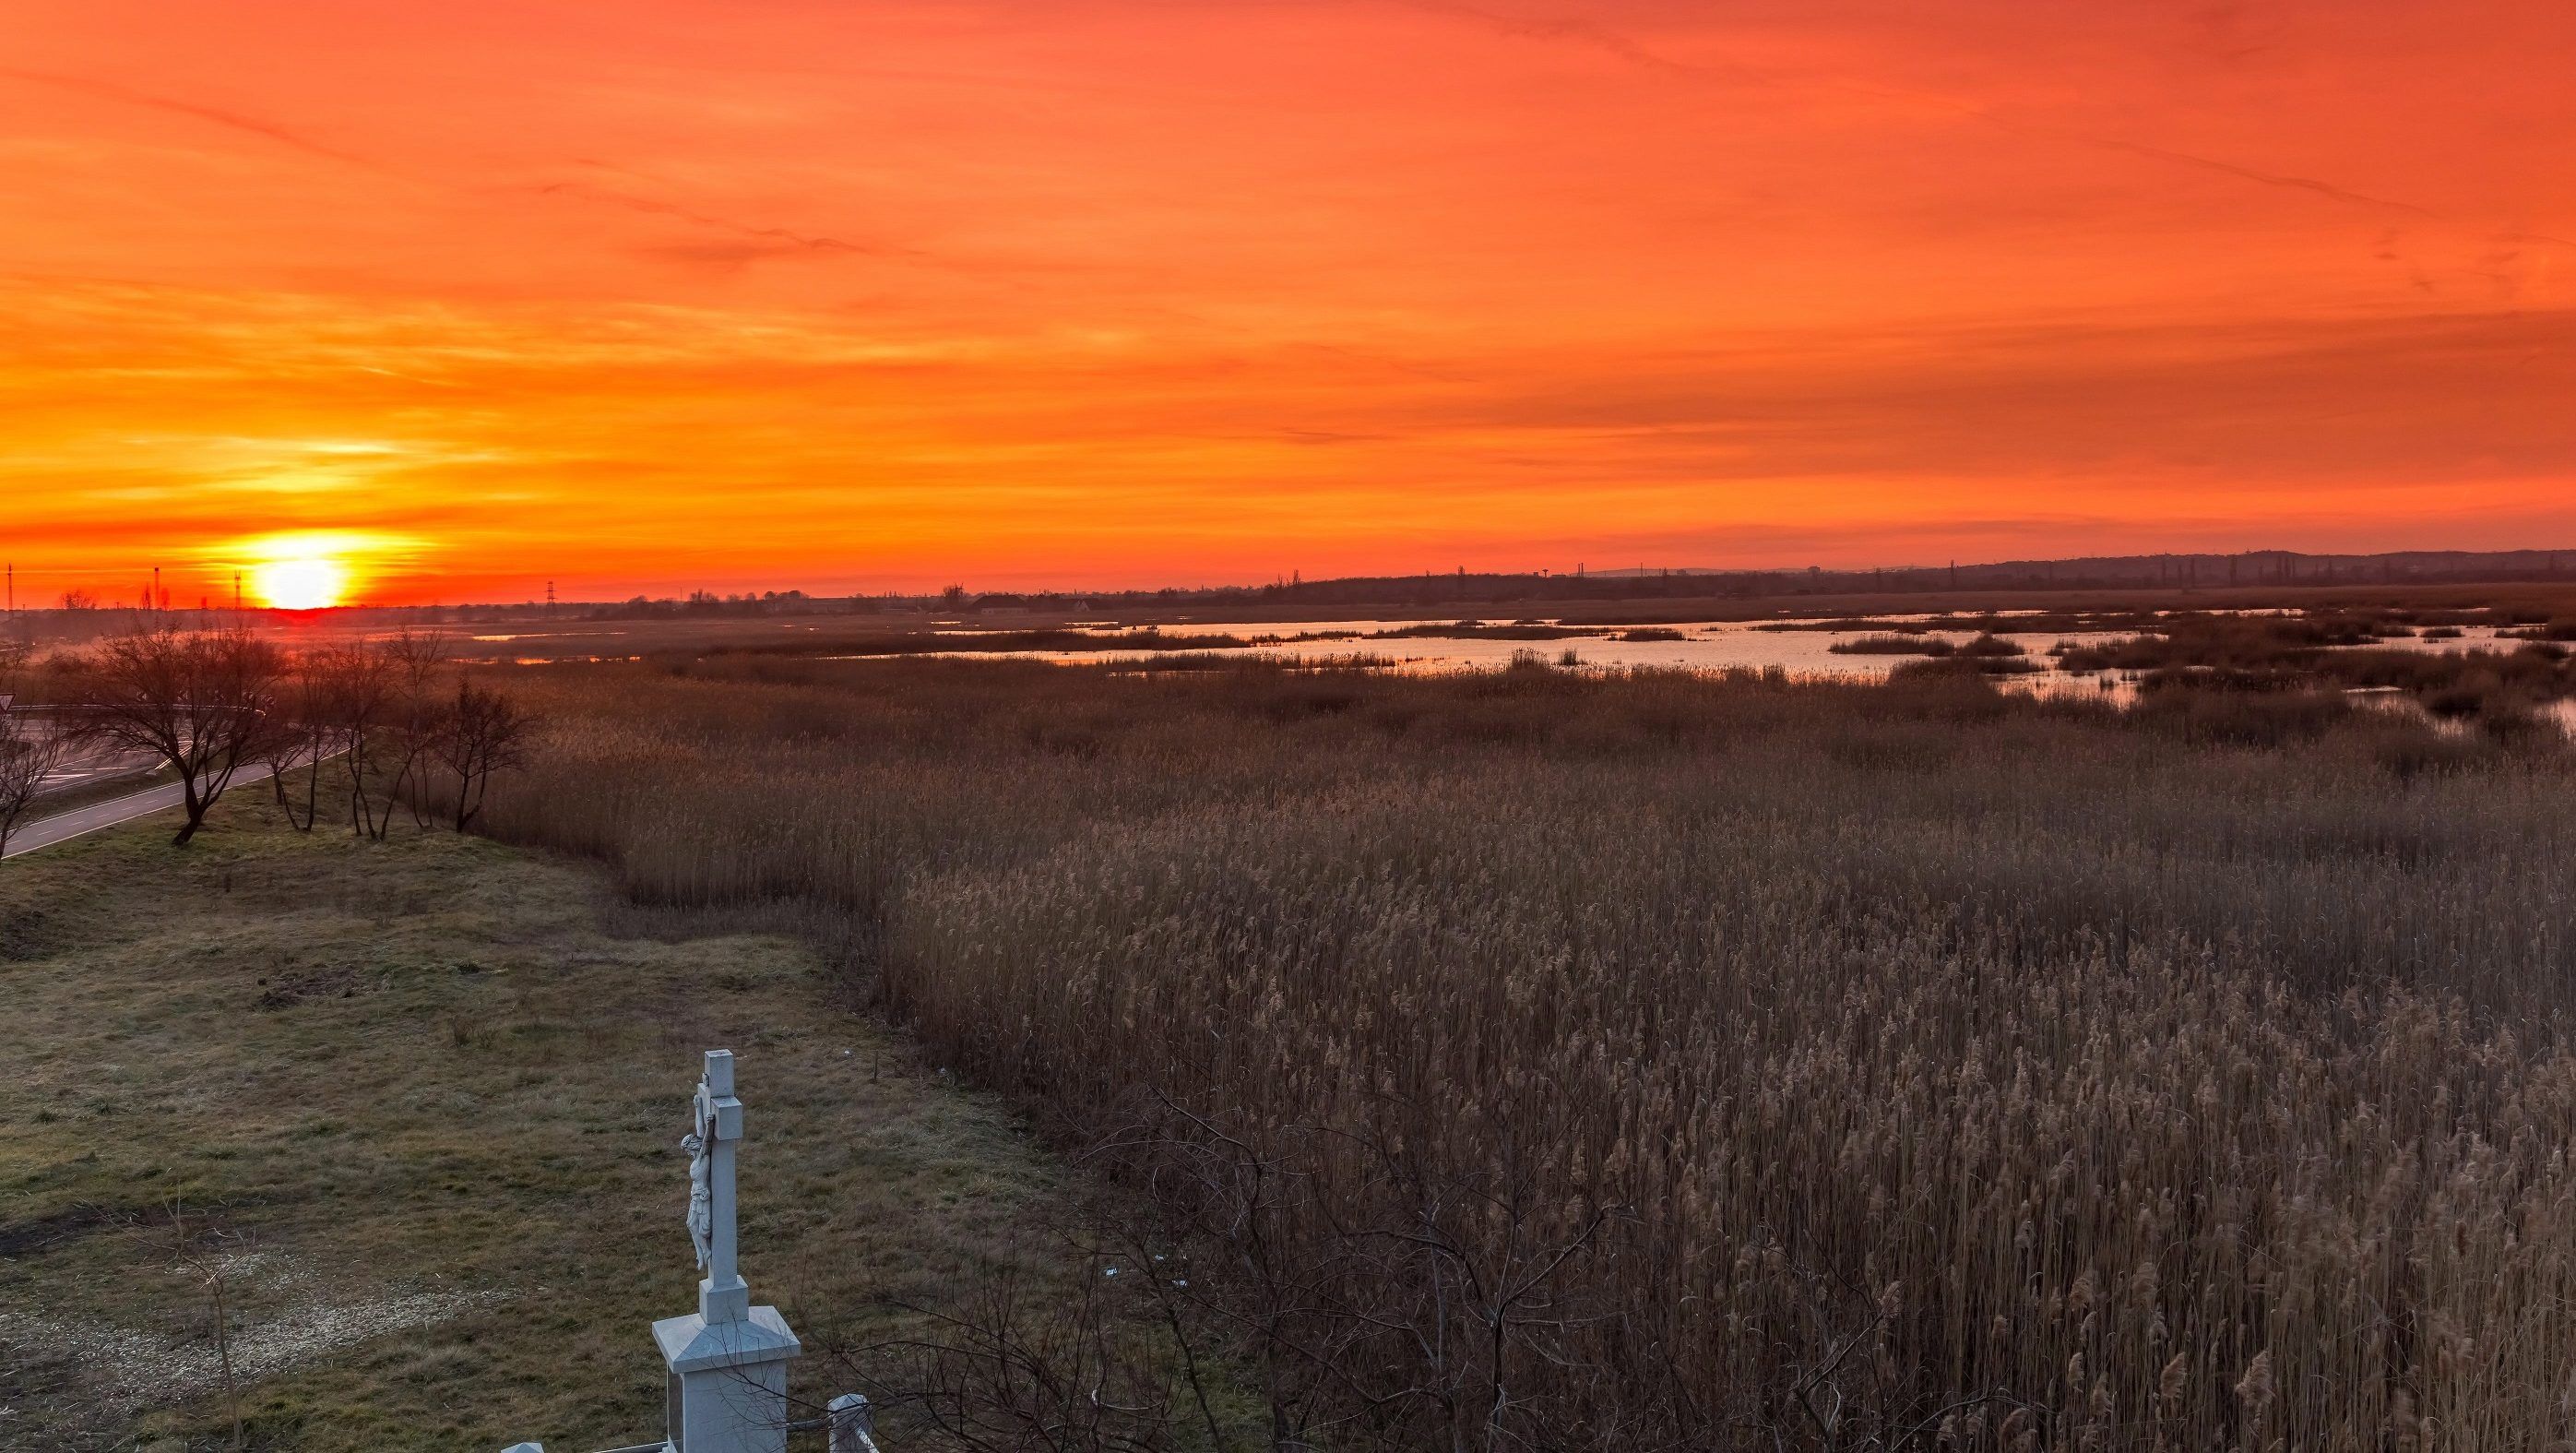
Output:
[221,530,408,610]
[250,554,350,610]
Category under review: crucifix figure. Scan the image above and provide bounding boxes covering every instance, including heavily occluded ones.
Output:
[683,1048,750,1325]
[653,1048,803,1453]
[681,1125,713,1270]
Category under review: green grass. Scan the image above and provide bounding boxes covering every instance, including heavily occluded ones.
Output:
[0,792,1082,1452]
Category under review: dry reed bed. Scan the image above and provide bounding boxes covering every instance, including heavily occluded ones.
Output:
[484,660,2576,1450]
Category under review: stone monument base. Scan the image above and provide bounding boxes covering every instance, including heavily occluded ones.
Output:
[655,1305,802,1453]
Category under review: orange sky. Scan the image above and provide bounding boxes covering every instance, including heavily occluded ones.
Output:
[5,0,2574,603]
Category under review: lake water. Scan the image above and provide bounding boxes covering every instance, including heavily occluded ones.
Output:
[904,616,2575,732]
[1064,617,2120,678]
[939,616,2533,679]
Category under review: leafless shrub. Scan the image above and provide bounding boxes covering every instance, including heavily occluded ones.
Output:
[433,682,539,831]
[868,1268,1176,1453]
[163,1203,250,1451]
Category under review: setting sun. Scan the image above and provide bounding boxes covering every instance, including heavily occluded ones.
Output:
[249,554,350,611]
[219,530,402,610]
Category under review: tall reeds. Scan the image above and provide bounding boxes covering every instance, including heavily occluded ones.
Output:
[484,659,2576,1449]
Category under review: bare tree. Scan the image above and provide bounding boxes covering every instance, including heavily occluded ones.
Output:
[0,705,71,855]
[302,632,462,840]
[433,681,537,831]
[165,1202,250,1452]
[259,650,336,832]
[381,630,453,830]
[314,643,398,838]
[65,626,285,846]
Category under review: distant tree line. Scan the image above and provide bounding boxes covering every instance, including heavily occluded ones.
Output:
[963,549,2576,613]
[6,547,2573,643]
[558,546,2576,616]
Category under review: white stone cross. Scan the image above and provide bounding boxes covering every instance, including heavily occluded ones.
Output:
[690,1048,750,1324]
[654,1048,801,1453]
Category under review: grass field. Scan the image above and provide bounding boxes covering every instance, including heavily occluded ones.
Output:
[0,792,1086,1452]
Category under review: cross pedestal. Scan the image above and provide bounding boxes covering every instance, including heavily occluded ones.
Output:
[653,1307,803,1453]
[654,1049,801,1453]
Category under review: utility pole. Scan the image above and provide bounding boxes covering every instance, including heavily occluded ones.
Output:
[546,580,557,619]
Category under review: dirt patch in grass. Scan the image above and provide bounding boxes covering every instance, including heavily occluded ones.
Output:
[0,1202,145,1258]
[0,793,1084,1452]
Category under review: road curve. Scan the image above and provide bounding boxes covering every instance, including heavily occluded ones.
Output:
[3,764,279,860]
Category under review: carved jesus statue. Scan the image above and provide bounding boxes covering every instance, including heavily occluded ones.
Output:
[682,1128,713,1269]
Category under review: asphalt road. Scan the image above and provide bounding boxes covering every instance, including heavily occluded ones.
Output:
[3,763,279,859]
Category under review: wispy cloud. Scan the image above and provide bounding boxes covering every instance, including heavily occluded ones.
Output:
[0,67,387,172]
[1404,5,2448,222]
[533,179,912,260]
